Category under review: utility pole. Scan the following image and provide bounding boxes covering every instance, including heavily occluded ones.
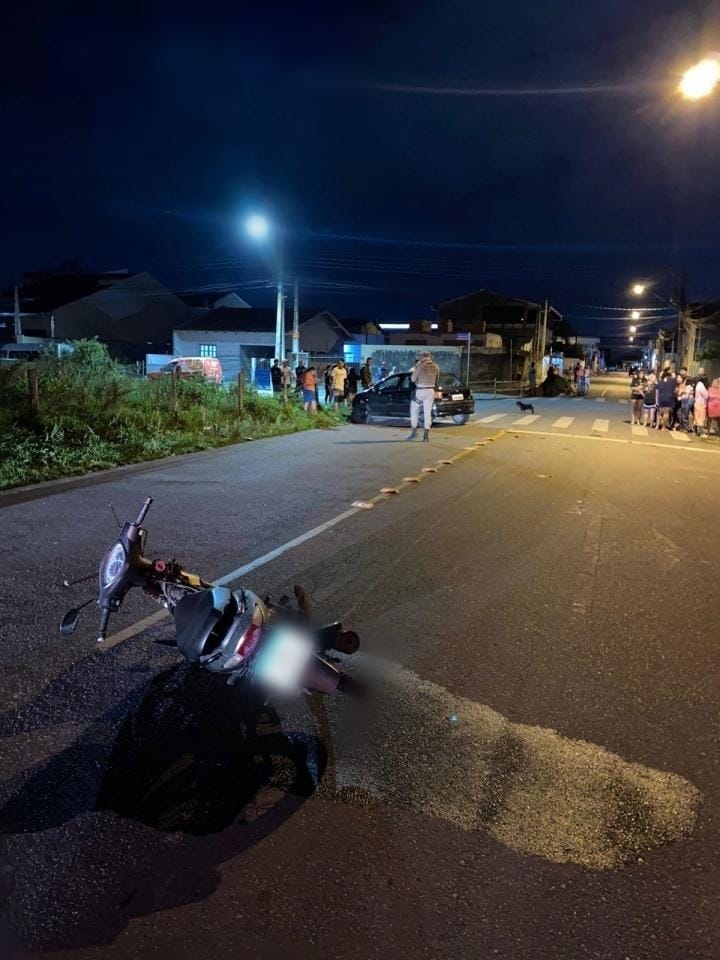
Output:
[14,285,22,340]
[275,279,284,363]
[676,273,687,369]
[274,228,286,362]
[539,298,549,369]
[292,278,300,368]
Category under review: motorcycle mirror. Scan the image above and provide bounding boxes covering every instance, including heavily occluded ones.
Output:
[59,596,96,635]
[60,609,81,635]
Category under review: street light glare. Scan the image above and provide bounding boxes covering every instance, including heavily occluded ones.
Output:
[679,56,720,100]
[631,283,647,296]
[245,214,270,240]
[631,310,641,321]
[629,325,637,333]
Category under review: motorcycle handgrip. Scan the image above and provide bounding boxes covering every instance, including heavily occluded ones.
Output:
[134,497,153,526]
[97,607,111,644]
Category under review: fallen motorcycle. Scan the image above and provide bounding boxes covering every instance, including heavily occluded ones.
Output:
[61,497,361,698]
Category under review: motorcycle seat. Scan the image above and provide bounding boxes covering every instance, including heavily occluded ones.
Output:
[173,587,238,662]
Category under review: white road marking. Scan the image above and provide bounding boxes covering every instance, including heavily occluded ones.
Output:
[101,429,511,650]
[595,397,606,403]
[618,398,627,404]
[631,424,648,437]
[511,414,541,426]
[508,429,720,454]
[592,419,610,432]
[477,413,507,423]
[552,417,575,428]
[670,430,691,443]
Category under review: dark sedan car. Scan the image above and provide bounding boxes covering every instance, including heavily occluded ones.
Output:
[349,372,475,425]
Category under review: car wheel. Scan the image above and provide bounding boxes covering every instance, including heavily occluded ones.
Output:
[452,413,469,425]
[352,404,371,424]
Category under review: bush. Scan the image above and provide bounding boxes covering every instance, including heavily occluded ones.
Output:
[698,340,720,361]
[0,340,343,489]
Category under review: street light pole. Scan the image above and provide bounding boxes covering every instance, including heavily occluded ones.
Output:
[275,278,284,362]
[292,278,300,368]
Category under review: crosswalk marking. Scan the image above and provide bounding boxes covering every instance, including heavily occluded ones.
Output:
[631,424,648,437]
[618,399,627,404]
[592,419,610,432]
[511,414,541,426]
[477,413,507,423]
[670,430,691,443]
[595,397,606,402]
[553,416,575,428]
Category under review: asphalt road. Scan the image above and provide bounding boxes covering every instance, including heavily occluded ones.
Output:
[1,383,719,960]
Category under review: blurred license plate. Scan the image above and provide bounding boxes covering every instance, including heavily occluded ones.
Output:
[253,628,314,693]
[451,393,464,401]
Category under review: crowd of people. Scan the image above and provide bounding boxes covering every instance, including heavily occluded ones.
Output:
[629,364,720,435]
[269,356,381,413]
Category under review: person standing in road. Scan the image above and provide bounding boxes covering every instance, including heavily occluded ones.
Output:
[407,351,440,442]
[331,360,348,408]
[707,378,720,435]
[346,364,358,402]
[642,373,657,427]
[360,357,373,391]
[630,370,645,425]
[303,366,317,413]
[694,374,709,436]
[656,368,676,430]
[678,377,695,434]
[528,362,537,396]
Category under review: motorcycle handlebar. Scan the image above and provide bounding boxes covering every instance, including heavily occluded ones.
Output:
[134,497,153,527]
[97,606,112,644]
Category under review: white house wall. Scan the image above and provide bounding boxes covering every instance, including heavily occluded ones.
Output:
[173,329,275,382]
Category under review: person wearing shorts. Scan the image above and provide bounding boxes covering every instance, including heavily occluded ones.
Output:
[642,374,657,427]
[630,372,645,425]
[303,367,317,412]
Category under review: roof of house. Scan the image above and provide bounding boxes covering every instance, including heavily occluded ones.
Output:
[18,267,138,313]
[176,290,252,310]
[337,317,382,334]
[177,306,327,332]
[439,288,562,317]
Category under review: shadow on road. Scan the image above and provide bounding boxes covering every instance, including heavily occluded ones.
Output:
[0,662,325,951]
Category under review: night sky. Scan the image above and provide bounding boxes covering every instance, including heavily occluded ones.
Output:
[3,1,720,334]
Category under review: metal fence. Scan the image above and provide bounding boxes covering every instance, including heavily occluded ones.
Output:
[469,378,530,397]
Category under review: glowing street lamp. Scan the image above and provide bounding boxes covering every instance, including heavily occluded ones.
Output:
[245,213,270,240]
[244,213,285,361]
[679,56,720,101]
[631,283,647,296]
[629,325,637,334]
[631,310,641,321]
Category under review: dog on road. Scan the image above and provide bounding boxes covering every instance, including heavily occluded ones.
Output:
[516,400,535,414]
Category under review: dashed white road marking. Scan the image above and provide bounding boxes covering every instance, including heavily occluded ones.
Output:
[670,430,691,443]
[511,414,541,426]
[552,416,575,428]
[592,419,610,433]
[631,424,648,437]
[618,398,627,404]
[595,397,606,403]
[477,413,507,423]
